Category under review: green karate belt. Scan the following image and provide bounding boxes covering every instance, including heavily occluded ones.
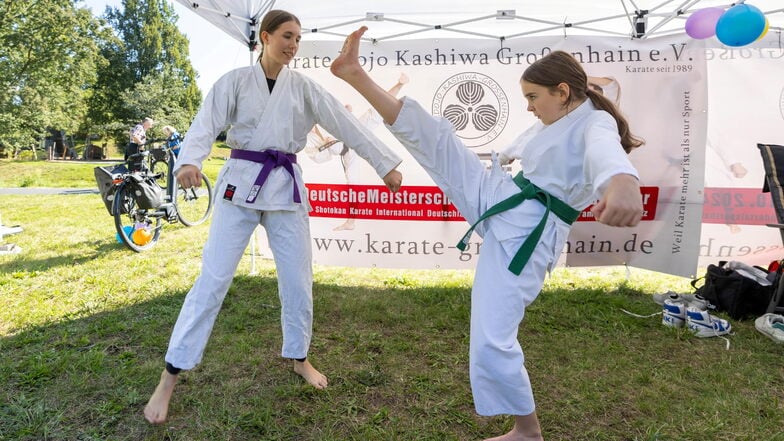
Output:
[457,172,580,276]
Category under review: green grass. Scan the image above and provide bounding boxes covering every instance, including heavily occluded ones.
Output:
[1,191,783,439]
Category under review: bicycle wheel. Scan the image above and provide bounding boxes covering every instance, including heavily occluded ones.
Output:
[150,158,169,193]
[175,173,214,226]
[112,183,163,252]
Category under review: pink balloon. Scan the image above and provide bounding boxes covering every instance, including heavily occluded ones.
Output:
[685,7,725,39]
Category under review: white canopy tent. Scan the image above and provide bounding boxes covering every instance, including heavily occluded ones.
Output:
[175,0,783,52]
[172,0,784,276]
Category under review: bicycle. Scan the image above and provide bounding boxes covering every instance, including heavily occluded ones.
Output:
[94,139,214,252]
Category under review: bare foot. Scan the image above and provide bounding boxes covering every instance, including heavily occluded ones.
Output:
[728,224,741,234]
[483,431,531,441]
[331,26,404,124]
[484,414,543,441]
[143,369,178,424]
[330,26,369,81]
[293,359,328,389]
[333,219,355,231]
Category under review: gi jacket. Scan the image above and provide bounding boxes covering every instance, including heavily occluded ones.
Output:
[494,99,639,246]
[175,63,402,211]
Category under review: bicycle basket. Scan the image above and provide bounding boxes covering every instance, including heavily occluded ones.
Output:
[94,164,128,215]
[151,148,168,162]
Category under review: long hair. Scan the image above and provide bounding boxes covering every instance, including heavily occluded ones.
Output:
[521,51,643,153]
[256,10,301,59]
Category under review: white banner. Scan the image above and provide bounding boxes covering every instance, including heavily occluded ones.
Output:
[698,38,784,269]
[254,34,719,277]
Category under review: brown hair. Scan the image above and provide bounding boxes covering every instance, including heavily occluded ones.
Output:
[521,51,643,153]
[257,10,301,58]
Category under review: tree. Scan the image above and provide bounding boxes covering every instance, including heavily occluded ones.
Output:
[96,0,201,144]
[0,0,110,155]
[123,66,195,137]
[82,11,128,139]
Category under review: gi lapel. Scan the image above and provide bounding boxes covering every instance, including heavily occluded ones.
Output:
[248,64,290,149]
[520,100,593,174]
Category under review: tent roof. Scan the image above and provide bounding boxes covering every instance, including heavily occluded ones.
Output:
[175,0,783,49]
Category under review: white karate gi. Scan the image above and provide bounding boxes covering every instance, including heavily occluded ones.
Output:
[388,97,638,416]
[165,63,401,370]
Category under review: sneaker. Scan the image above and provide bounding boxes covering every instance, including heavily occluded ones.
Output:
[686,307,732,338]
[690,294,710,310]
[662,296,686,328]
[652,291,676,305]
[754,313,784,343]
[652,291,700,308]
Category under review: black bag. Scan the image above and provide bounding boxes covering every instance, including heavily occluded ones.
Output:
[94,164,128,215]
[125,142,146,171]
[691,261,777,320]
[127,174,164,209]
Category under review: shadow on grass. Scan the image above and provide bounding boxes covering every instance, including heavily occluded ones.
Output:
[0,241,121,274]
[0,272,482,441]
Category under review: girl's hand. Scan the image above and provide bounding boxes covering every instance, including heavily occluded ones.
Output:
[383,169,402,192]
[591,174,643,227]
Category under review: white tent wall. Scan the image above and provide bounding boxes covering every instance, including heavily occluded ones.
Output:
[175,1,784,277]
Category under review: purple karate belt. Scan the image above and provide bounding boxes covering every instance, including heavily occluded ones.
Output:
[229,149,301,204]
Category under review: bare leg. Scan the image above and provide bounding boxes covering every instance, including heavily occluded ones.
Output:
[333,219,355,231]
[484,413,544,441]
[143,370,178,424]
[293,359,328,389]
[331,27,404,125]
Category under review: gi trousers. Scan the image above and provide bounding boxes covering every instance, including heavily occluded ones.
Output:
[165,198,313,370]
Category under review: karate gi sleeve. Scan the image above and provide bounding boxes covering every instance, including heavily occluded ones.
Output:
[498,123,542,165]
[304,81,402,178]
[583,112,639,196]
[173,73,236,173]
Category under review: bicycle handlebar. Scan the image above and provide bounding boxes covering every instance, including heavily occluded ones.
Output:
[127,138,177,163]
[138,138,167,146]
[126,150,151,160]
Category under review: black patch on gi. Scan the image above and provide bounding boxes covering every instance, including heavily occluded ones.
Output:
[223,184,237,201]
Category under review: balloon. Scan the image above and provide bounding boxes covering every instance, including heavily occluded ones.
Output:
[132,228,153,245]
[716,4,767,47]
[756,17,770,41]
[685,7,725,39]
[116,225,134,243]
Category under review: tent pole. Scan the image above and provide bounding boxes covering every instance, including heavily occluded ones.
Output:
[249,37,256,275]
[643,0,699,38]
[248,15,260,275]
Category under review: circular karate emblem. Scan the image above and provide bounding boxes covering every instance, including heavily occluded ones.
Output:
[432,72,509,148]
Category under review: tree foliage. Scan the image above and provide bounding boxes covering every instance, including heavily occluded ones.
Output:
[0,0,202,155]
[123,66,195,138]
[0,0,110,154]
[99,0,201,143]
